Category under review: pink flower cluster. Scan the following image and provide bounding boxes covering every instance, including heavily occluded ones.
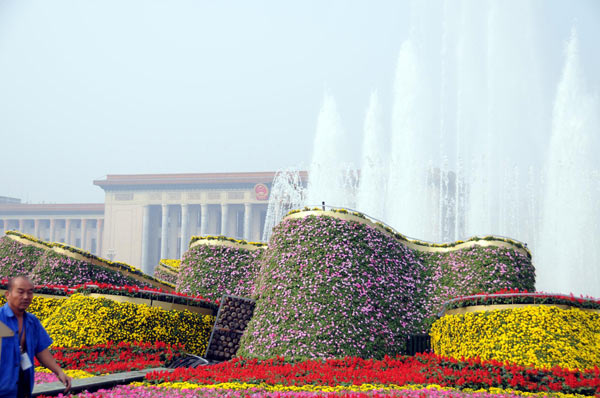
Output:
[237,215,534,359]
[238,215,426,359]
[0,237,150,288]
[0,236,46,277]
[177,244,263,301]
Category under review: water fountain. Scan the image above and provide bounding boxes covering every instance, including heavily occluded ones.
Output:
[537,29,600,297]
[265,3,599,297]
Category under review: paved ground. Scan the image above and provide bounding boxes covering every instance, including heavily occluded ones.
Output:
[32,368,172,397]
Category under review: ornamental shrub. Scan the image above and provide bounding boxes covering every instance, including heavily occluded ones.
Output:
[177,244,263,301]
[430,306,600,370]
[0,236,46,278]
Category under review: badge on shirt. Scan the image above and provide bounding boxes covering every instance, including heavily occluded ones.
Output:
[21,352,32,370]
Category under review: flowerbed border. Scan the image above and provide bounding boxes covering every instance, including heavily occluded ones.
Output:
[189,235,267,251]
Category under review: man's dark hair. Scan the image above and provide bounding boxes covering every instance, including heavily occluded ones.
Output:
[7,275,33,292]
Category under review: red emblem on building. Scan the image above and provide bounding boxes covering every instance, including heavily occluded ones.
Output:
[254,183,269,200]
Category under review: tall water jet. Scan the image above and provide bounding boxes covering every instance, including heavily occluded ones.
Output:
[386,39,435,240]
[305,93,358,209]
[459,0,544,245]
[537,29,600,297]
[261,2,600,298]
[356,91,387,221]
[262,167,306,242]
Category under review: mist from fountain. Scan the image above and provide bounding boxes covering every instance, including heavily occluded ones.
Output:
[356,91,387,221]
[536,30,600,296]
[263,4,599,297]
[305,93,358,211]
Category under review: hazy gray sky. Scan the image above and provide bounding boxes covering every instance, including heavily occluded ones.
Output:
[1,0,598,204]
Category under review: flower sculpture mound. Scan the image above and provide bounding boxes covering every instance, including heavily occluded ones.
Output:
[0,233,165,289]
[238,215,428,360]
[430,305,600,370]
[238,212,535,360]
[418,247,535,321]
[30,251,152,288]
[177,242,263,302]
[0,236,46,278]
[154,259,180,285]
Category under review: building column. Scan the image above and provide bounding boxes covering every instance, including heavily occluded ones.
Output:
[141,205,151,274]
[65,219,72,245]
[243,203,252,241]
[200,204,208,236]
[18,219,25,233]
[160,204,169,260]
[80,219,87,250]
[97,218,103,256]
[180,204,189,258]
[220,204,229,236]
[49,219,56,242]
[34,219,40,239]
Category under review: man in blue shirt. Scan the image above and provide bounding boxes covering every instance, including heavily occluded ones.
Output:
[0,276,72,398]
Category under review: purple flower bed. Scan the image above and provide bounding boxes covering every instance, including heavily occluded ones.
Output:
[0,236,152,288]
[154,266,178,285]
[0,236,46,278]
[237,214,535,360]
[29,251,151,288]
[418,247,535,320]
[238,215,428,359]
[177,244,263,301]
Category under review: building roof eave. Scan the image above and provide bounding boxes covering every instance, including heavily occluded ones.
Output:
[93,171,308,190]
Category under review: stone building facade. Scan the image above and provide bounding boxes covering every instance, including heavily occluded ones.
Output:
[1,172,275,275]
[0,200,105,254]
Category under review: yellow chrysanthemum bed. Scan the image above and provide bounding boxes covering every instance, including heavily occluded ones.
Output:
[0,294,214,355]
[431,305,600,370]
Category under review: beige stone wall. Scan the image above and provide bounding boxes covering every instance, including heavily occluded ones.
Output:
[1,176,275,275]
[102,188,269,273]
[1,213,103,255]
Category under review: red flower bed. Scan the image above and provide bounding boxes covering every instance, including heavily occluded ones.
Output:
[35,341,185,374]
[146,353,600,396]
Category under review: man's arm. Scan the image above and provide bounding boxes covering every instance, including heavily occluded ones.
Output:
[36,348,72,392]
